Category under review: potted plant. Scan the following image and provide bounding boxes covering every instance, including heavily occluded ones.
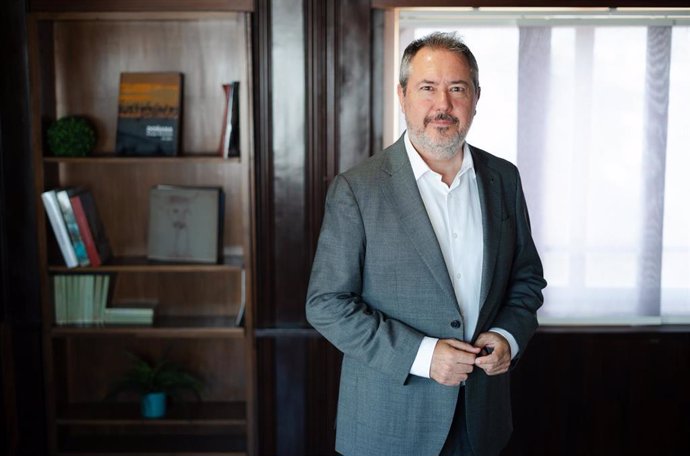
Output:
[106,351,203,419]
[46,115,97,156]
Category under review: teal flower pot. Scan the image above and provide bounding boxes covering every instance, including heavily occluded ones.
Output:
[141,392,166,418]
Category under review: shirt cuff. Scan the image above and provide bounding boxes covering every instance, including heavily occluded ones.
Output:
[488,327,519,360]
[410,336,438,378]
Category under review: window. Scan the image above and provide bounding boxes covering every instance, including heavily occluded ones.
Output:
[392,9,690,324]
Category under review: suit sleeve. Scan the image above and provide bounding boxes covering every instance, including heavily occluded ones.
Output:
[490,170,547,364]
[306,175,424,384]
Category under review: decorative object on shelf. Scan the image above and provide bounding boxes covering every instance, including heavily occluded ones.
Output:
[115,72,183,156]
[218,81,240,158]
[106,351,203,419]
[141,391,167,419]
[46,115,96,157]
[147,185,224,263]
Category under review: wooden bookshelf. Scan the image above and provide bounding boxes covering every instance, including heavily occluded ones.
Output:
[27,1,256,454]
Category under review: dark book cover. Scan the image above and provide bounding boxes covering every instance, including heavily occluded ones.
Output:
[70,189,112,266]
[115,72,183,156]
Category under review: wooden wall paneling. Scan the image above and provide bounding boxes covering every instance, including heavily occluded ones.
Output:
[306,0,335,257]
[370,8,385,156]
[255,338,277,455]
[334,0,372,174]
[256,0,312,452]
[29,0,255,13]
[1,0,47,453]
[504,330,690,456]
[371,0,690,7]
[305,337,342,454]
[270,0,309,326]
[252,0,277,452]
[253,0,275,329]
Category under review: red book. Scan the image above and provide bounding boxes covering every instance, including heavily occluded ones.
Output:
[70,193,101,266]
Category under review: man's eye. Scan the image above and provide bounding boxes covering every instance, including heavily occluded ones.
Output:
[450,86,466,93]
[420,86,433,91]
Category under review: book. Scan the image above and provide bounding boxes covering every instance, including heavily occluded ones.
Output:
[115,72,183,156]
[235,269,246,327]
[69,189,112,266]
[147,185,224,263]
[53,275,67,324]
[104,307,154,325]
[53,274,111,326]
[70,192,99,266]
[41,190,78,268]
[218,81,240,158]
[55,188,90,266]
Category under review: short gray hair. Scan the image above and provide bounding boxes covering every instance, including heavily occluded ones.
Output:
[399,32,480,94]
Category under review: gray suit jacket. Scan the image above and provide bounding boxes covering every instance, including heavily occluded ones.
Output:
[306,136,546,456]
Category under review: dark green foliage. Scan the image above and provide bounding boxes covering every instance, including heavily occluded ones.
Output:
[47,116,96,156]
[106,351,203,401]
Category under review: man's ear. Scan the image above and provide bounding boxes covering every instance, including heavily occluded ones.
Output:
[476,85,481,102]
[397,84,405,113]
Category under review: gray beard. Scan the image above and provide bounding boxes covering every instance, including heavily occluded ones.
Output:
[407,124,467,161]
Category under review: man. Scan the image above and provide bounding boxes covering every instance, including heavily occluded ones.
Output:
[306,32,546,456]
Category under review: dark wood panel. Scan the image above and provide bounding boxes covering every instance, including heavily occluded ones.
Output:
[372,0,690,7]
[505,331,690,456]
[0,0,46,454]
[253,0,276,329]
[29,0,254,12]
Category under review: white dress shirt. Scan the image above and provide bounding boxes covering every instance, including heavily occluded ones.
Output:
[403,133,519,378]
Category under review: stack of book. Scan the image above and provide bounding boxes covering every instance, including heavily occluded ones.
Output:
[103,307,154,325]
[41,188,111,268]
[53,274,154,326]
[53,274,110,325]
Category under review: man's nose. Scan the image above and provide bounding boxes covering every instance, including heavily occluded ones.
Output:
[435,89,452,112]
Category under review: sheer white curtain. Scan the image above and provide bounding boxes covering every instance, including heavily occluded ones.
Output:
[398,12,690,324]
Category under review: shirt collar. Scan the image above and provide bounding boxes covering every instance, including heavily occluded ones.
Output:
[403,131,475,183]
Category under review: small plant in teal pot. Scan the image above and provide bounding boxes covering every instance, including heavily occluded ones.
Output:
[46,116,96,157]
[106,351,203,419]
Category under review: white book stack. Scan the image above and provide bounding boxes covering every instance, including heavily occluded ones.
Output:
[104,307,154,325]
[53,274,110,325]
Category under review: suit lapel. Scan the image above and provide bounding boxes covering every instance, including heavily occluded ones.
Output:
[379,139,458,306]
[472,146,504,337]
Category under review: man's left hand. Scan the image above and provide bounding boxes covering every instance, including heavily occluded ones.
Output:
[474,332,511,376]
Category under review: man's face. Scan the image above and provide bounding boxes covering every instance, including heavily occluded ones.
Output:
[398,47,480,160]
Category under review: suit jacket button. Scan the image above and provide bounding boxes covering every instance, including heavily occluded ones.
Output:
[450,320,461,328]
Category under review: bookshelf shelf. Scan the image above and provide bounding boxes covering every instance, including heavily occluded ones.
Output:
[51,317,244,338]
[48,255,245,273]
[57,434,246,456]
[29,2,256,454]
[44,155,242,165]
[57,401,246,426]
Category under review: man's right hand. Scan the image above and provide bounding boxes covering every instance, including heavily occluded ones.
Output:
[430,339,481,386]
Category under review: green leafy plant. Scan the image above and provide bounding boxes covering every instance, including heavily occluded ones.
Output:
[106,351,203,401]
[46,116,96,156]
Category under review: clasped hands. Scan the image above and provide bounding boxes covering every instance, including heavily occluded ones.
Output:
[430,332,511,386]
